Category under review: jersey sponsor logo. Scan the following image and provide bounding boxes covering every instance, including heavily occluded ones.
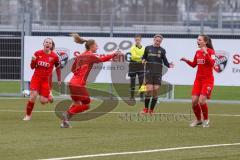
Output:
[197,59,205,64]
[148,53,158,57]
[37,61,50,68]
[214,51,229,73]
[55,48,69,69]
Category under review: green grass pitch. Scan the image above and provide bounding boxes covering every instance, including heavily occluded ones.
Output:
[1,81,240,100]
[0,98,239,160]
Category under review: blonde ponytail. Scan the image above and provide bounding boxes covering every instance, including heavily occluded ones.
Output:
[70,33,87,44]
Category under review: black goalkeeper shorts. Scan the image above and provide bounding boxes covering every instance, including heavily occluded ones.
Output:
[145,74,162,85]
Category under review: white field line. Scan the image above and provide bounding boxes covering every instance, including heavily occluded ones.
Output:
[1,96,240,104]
[0,109,240,117]
[38,142,240,160]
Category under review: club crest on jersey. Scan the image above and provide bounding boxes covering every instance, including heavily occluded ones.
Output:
[55,48,69,69]
[214,50,229,73]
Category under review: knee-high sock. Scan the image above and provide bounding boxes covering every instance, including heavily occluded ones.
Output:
[26,100,35,116]
[200,103,208,120]
[138,73,144,99]
[130,76,136,98]
[192,104,201,121]
[144,95,151,109]
[150,97,158,110]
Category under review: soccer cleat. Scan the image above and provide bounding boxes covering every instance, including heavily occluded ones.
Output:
[60,112,71,128]
[202,120,210,128]
[140,108,148,115]
[23,115,31,121]
[60,120,71,128]
[189,119,202,127]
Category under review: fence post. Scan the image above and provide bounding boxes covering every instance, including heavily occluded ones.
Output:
[171,84,175,100]
[108,0,115,99]
[20,3,25,95]
[231,8,234,34]
[186,0,190,32]
[217,0,223,29]
[24,0,33,36]
[143,6,146,33]
[57,0,62,31]
[200,16,204,34]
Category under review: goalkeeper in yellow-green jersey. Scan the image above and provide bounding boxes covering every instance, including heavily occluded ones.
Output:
[128,35,145,101]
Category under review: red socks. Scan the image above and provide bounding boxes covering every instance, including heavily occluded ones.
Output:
[200,103,208,120]
[26,100,35,116]
[192,103,209,120]
[192,104,201,121]
[67,104,89,115]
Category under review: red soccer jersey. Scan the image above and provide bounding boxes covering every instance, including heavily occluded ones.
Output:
[186,48,215,78]
[70,51,114,86]
[31,50,60,77]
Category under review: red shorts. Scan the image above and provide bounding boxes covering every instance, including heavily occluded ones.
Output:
[192,77,214,99]
[30,75,50,98]
[69,80,90,104]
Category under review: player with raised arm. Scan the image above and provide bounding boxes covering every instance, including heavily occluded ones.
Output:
[23,38,61,121]
[61,33,120,128]
[181,34,215,127]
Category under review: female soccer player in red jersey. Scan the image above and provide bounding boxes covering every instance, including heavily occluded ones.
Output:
[23,38,61,121]
[181,34,215,127]
[61,33,120,128]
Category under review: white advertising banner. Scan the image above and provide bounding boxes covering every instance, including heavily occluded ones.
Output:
[24,36,240,86]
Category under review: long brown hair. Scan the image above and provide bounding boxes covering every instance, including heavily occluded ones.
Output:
[199,34,214,50]
[70,33,95,50]
[43,38,55,51]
